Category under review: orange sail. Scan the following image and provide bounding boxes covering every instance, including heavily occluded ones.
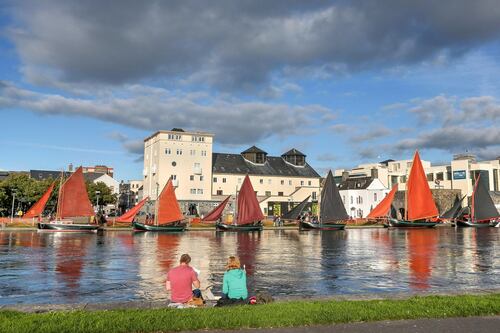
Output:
[406,151,438,220]
[24,181,55,218]
[367,184,398,219]
[156,179,184,225]
[237,175,264,225]
[202,196,230,222]
[57,167,95,219]
[115,196,149,223]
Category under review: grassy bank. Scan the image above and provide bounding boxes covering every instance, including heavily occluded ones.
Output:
[1,294,499,333]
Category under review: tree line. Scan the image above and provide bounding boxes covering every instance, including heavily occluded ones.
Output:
[0,173,117,217]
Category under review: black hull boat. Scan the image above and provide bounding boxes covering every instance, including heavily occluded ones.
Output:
[384,218,438,228]
[215,222,262,232]
[300,221,345,230]
[133,221,186,232]
[455,220,493,228]
[38,220,99,232]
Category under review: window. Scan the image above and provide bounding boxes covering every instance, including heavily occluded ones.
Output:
[374,193,377,202]
[359,196,363,204]
[176,149,182,155]
[168,134,182,140]
[401,176,407,183]
[268,179,271,185]
[194,162,200,168]
[190,150,196,156]
[197,189,203,194]
[238,178,242,184]
[350,196,353,204]
[201,150,207,156]
[171,175,177,180]
[222,178,226,183]
[190,189,196,194]
[260,179,263,184]
[289,180,292,185]
[427,173,434,181]
[192,136,205,142]
[217,190,223,195]
[165,148,171,155]
[190,175,194,181]
[300,180,304,186]
[281,180,284,185]
[342,196,345,203]
[312,191,317,200]
[308,180,311,186]
[265,191,271,196]
[200,176,204,181]
[213,177,217,183]
[436,172,444,181]
[278,191,283,196]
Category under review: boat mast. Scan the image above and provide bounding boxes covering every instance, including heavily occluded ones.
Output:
[471,174,480,223]
[234,184,239,225]
[154,182,160,226]
[55,170,64,220]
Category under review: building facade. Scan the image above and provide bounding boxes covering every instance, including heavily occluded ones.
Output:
[335,154,500,199]
[142,129,321,217]
[338,177,389,218]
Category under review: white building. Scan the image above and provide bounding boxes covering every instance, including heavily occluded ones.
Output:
[142,129,321,216]
[338,177,389,218]
[335,154,500,199]
[84,173,120,195]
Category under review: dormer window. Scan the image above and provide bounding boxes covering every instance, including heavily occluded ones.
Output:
[241,146,267,164]
[281,148,306,166]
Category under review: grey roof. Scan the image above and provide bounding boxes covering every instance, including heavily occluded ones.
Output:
[212,153,320,178]
[282,148,305,157]
[241,146,267,154]
[83,172,106,182]
[338,176,374,190]
[30,170,71,180]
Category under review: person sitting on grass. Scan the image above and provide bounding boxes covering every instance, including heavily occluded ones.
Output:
[166,253,200,304]
[221,256,248,303]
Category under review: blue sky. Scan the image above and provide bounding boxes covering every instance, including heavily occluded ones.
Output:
[1,1,500,181]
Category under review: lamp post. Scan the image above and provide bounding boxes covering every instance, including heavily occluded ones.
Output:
[95,190,101,213]
[10,191,17,224]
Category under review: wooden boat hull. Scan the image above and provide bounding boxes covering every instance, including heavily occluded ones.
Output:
[300,221,346,230]
[132,221,186,232]
[384,218,438,228]
[37,221,99,232]
[215,222,262,231]
[455,220,493,228]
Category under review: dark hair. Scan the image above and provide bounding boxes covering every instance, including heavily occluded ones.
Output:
[180,254,191,264]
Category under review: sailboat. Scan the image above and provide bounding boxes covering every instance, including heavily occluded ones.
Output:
[216,175,264,231]
[440,195,465,223]
[386,151,439,228]
[300,170,348,230]
[282,196,310,222]
[37,167,98,232]
[366,184,398,221]
[455,174,500,227]
[201,195,231,223]
[114,196,149,224]
[132,179,186,232]
[24,181,56,219]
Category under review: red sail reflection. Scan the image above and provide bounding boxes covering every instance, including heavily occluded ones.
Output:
[156,234,180,273]
[236,232,260,275]
[55,235,91,292]
[407,230,437,290]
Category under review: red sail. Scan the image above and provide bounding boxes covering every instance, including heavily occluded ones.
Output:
[115,197,149,223]
[24,181,55,218]
[367,184,398,219]
[57,167,95,219]
[237,175,264,225]
[406,151,438,220]
[157,179,184,225]
[202,196,231,222]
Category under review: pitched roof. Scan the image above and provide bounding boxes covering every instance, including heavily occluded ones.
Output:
[338,176,375,190]
[212,153,320,177]
[83,172,107,182]
[241,146,267,154]
[282,148,305,157]
[30,170,71,180]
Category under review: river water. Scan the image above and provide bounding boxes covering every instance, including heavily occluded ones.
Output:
[0,228,498,305]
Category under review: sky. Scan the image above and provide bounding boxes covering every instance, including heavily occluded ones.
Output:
[1,0,500,181]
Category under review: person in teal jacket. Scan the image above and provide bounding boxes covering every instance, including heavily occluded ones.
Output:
[222,256,248,300]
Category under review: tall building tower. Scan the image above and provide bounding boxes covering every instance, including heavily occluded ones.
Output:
[143,129,214,201]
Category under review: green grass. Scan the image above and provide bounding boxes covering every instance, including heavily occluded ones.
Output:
[1,294,499,333]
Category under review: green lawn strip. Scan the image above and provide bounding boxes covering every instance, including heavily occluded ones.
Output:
[1,294,499,333]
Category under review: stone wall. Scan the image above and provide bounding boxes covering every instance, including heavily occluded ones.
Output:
[393,189,462,217]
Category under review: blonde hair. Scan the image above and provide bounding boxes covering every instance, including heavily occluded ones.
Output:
[226,256,241,270]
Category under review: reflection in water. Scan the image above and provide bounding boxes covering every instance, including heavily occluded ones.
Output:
[407,229,437,290]
[0,228,499,305]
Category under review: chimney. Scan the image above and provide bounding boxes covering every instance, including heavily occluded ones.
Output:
[342,171,349,181]
[371,168,378,179]
[68,163,74,172]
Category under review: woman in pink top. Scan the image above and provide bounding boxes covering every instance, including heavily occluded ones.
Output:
[166,254,200,303]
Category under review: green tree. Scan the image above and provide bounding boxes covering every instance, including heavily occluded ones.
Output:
[87,181,117,207]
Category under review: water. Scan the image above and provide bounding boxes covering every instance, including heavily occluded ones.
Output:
[0,228,498,305]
